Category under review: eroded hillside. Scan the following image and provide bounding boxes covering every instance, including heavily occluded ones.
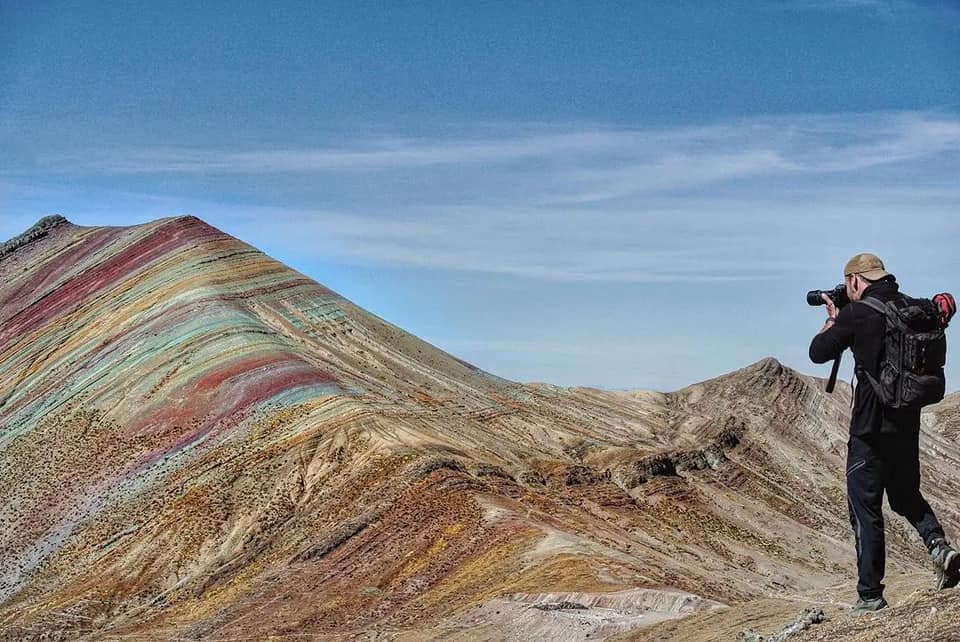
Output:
[1,216,957,641]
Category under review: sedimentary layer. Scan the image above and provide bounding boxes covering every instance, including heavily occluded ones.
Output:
[1,216,958,641]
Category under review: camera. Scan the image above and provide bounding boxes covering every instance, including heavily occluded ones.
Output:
[807,283,849,309]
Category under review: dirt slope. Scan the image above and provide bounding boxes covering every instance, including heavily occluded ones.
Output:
[1,216,957,641]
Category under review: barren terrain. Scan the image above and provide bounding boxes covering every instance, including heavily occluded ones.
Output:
[1,216,957,640]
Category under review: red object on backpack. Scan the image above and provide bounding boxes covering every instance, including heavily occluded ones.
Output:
[934,293,956,328]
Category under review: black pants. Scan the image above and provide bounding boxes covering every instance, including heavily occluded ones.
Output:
[847,429,945,599]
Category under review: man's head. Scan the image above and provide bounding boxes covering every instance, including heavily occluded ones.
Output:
[843,253,890,301]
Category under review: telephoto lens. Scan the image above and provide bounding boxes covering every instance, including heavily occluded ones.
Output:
[806,284,849,308]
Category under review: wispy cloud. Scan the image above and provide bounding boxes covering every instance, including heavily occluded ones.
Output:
[780,0,914,14]
[6,110,958,284]
[28,112,960,205]
[145,188,956,284]
[549,150,793,203]
[36,131,630,173]
[792,0,898,9]
[547,114,960,202]
[51,179,951,290]
[777,0,960,22]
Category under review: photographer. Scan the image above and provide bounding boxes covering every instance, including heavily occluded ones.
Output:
[809,253,959,616]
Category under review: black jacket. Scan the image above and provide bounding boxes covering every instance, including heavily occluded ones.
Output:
[809,277,921,435]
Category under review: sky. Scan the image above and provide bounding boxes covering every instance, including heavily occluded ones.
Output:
[1,1,958,391]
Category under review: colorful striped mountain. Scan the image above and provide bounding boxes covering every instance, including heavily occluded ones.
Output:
[2,216,959,640]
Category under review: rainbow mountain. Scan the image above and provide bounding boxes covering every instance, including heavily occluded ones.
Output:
[1,215,959,641]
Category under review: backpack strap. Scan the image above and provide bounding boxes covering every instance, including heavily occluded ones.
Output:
[856,296,894,316]
[851,296,897,406]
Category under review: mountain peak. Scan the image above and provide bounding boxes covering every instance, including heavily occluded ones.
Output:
[727,356,811,397]
[0,215,71,260]
[746,356,785,374]
[28,214,70,229]
[680,356,793,393]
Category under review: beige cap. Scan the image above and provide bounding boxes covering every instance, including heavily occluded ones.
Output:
[844,253,890,280]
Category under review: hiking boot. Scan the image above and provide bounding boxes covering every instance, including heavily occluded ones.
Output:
[850,596,887,616]
[929,537,960,590]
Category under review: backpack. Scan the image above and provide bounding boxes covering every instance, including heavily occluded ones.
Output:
[856,295,947,409]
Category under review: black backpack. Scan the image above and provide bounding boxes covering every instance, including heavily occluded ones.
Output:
[856,295,947,409]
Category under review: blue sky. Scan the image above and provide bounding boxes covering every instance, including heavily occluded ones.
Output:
[1,1,958,391]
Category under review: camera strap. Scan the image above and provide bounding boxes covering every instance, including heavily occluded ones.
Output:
[850,370,856,409]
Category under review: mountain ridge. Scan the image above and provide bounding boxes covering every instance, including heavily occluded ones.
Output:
[2,215,958,641]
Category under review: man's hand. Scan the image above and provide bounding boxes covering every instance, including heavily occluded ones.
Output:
[822,293,838,319]
[818,293,838,334]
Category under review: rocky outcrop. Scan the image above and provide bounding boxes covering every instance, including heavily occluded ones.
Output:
[738,607,825,641]
[609,417,745,490]
[0,215,69,260]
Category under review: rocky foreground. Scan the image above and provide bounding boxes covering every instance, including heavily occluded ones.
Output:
[1,216,958,640]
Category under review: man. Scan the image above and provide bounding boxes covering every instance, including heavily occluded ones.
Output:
[809,253,960,616]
